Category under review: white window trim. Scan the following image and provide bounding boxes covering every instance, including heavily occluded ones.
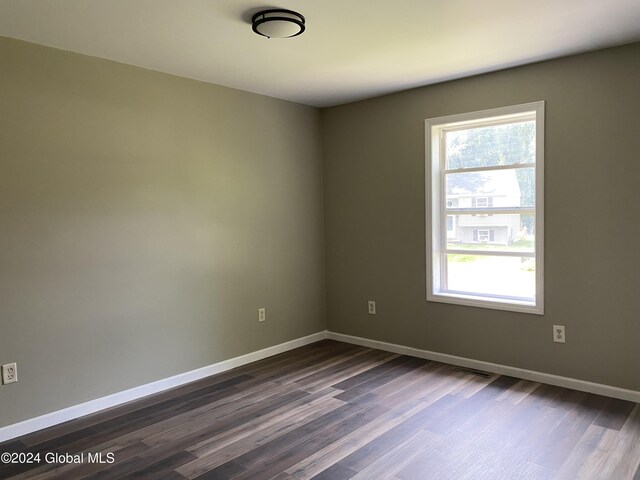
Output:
[425,101,544,315]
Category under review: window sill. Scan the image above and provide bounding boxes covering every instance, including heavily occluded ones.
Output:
[427,291,543,315]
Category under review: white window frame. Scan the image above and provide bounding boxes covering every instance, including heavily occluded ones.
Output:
[425,102,544,315]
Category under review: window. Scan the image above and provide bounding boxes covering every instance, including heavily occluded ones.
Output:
[425,102,544,314]
[474,197,490,208]
[446,216,456,239]
[476,229,493,242]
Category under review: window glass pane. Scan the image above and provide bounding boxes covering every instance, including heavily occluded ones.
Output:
[446,254,535,299]
[445,120,535,169]
[446,168,535,209]
[446,216,454,232]
[446,214,535,253]
[428,103,542,312]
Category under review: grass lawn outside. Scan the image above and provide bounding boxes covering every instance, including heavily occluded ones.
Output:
[445,237,536,298]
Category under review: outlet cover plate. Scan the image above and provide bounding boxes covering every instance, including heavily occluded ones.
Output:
[368,301,376,315]
[2,363,18,384]
[553,325,566,343]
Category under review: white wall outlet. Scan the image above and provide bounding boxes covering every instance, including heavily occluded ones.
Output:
[258,307,266,322]
[553,325,566,343]
[2,363,18,385]
[367,300,376,315]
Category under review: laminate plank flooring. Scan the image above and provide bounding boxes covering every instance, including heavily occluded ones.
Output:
[1,340,638,479]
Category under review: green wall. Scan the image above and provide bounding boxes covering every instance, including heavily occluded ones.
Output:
[322,42,640,391]
[0,37,325,427]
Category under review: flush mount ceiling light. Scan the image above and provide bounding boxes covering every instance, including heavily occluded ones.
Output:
[252,9,305,39]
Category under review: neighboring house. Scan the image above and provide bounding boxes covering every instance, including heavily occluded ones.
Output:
[446,170,522,246]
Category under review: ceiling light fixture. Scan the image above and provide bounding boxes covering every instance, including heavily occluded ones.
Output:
[251,9,305,39]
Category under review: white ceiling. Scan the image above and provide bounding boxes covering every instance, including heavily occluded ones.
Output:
[1,0,640,107]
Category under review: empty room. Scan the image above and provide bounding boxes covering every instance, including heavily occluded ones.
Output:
[1,1,640,479]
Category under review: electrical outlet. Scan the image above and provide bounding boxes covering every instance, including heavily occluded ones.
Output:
[2,363,18,385]
[258,307,266,322]
[553,325,566,343]
[367,300,376,315]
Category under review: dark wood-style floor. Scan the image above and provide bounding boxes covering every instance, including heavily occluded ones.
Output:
[1,340,639,480]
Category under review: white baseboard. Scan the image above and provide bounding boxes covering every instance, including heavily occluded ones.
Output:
[0,331,328,443]
[3,329,637,443]
[326,331,640,403]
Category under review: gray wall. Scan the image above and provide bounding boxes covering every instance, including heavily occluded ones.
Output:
[322,42,640,391]
[2,34,640,431]
[0,37,325,428]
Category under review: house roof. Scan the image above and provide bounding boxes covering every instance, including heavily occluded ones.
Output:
[447,170,521,198]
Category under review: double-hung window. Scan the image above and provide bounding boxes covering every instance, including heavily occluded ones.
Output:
[426,102,544,314]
